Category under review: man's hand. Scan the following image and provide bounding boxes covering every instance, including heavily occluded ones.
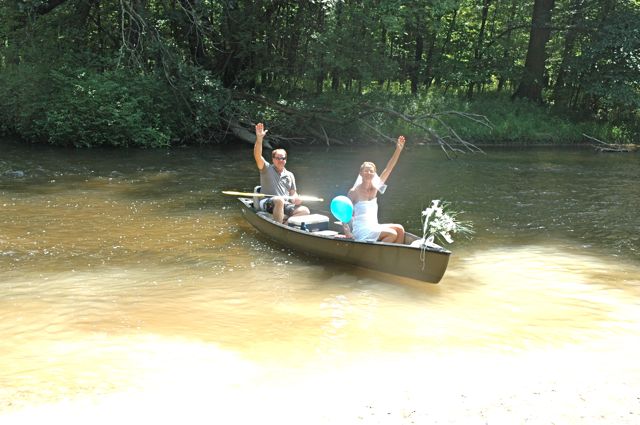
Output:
[254,123,268,170]
[291,194,302,206]
[396,135,405,150]
[255,123,268,139]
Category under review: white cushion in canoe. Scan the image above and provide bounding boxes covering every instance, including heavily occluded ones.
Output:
[312,230,339,237]
[287,214,329,226]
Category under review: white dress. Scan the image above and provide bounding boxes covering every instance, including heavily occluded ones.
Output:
[352,198,382,241]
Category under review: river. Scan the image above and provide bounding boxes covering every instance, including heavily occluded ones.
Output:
[1,139,639,424]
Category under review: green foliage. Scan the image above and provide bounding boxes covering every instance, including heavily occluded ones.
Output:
[0,61,227,147]
[0,0,637,146]
[0,64,166,147]
[410,93,624,145]
[42,69,173,147]
[0,63,52,139]
[579,6,640,110]
[229,87,622,146]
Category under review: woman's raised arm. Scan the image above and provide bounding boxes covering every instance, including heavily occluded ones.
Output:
[379,135,405,183]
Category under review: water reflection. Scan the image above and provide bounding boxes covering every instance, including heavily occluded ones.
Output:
[1,140,639,422]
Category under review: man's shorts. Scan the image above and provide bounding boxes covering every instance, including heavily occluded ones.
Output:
[260,197,296,216]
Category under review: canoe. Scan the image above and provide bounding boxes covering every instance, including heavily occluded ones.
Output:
[236,197,451,283]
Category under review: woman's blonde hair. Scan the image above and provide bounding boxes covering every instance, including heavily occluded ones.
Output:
[360,161,377,173]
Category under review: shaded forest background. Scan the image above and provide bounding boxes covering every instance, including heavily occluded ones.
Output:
[0,0,638,148]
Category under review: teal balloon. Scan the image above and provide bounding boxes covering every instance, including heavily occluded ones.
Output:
[330,196,353,223]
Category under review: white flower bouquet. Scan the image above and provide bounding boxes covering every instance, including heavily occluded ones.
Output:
[416,200,474,246]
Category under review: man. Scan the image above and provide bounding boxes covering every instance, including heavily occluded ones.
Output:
[253,123,310,223]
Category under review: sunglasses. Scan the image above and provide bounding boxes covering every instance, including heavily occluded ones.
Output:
[273,156,287,160]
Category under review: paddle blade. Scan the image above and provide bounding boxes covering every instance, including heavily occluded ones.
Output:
[222,190,266,197]
[297,195,324,202]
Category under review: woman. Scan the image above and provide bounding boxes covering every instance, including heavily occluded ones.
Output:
[343,136,406,243]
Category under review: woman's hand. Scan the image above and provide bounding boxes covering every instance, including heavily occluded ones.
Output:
[396,135,405,150]
[341,222,353,238]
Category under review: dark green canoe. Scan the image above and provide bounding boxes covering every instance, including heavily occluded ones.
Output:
[237,197,451,283]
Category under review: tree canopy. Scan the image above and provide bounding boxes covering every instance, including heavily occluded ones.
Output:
[0,0,638,147]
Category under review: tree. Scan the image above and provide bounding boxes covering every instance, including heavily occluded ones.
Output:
[513,0,556,103]
[552,0,586,108]
[1,0,638,147]
[466,0,492,98]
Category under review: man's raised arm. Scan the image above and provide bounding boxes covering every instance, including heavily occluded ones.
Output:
[253,123,268,170]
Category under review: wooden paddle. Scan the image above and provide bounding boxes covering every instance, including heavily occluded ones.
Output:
[222,190,324,202]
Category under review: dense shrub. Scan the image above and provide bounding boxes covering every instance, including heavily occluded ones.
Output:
[0,63,226,147]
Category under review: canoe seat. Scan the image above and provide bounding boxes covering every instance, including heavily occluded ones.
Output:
[253,185,262,210]
[313,230,339,237]
[287,214,329,231]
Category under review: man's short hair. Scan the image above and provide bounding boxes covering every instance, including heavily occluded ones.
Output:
[272,148,287,158]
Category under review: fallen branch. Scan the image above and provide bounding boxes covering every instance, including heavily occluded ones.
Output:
[583,133,638,152]
[360,104,487,157]
[227,91,489,155]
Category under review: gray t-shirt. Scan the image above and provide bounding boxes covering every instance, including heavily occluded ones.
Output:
[259,163,297,197]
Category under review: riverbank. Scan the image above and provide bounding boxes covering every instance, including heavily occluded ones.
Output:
[1,90,630,149]
[2,343,639,424]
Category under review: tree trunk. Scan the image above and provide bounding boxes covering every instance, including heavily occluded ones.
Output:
[552,0,584,107]
[579,0,615,114]
[178,0,207,66]
[331,69,340,92]
[433,8,458,88]
[512,0,555,103]
[33,0,68,15]
[423,16,441,90]
[467,0,492,99]
[497,0,518,92]
[411,18,424,95]
[123,0,147,53]
[217,1,251,88]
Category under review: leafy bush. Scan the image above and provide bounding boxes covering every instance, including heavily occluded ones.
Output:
[0,62,226,147]
[40,69,170,147]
